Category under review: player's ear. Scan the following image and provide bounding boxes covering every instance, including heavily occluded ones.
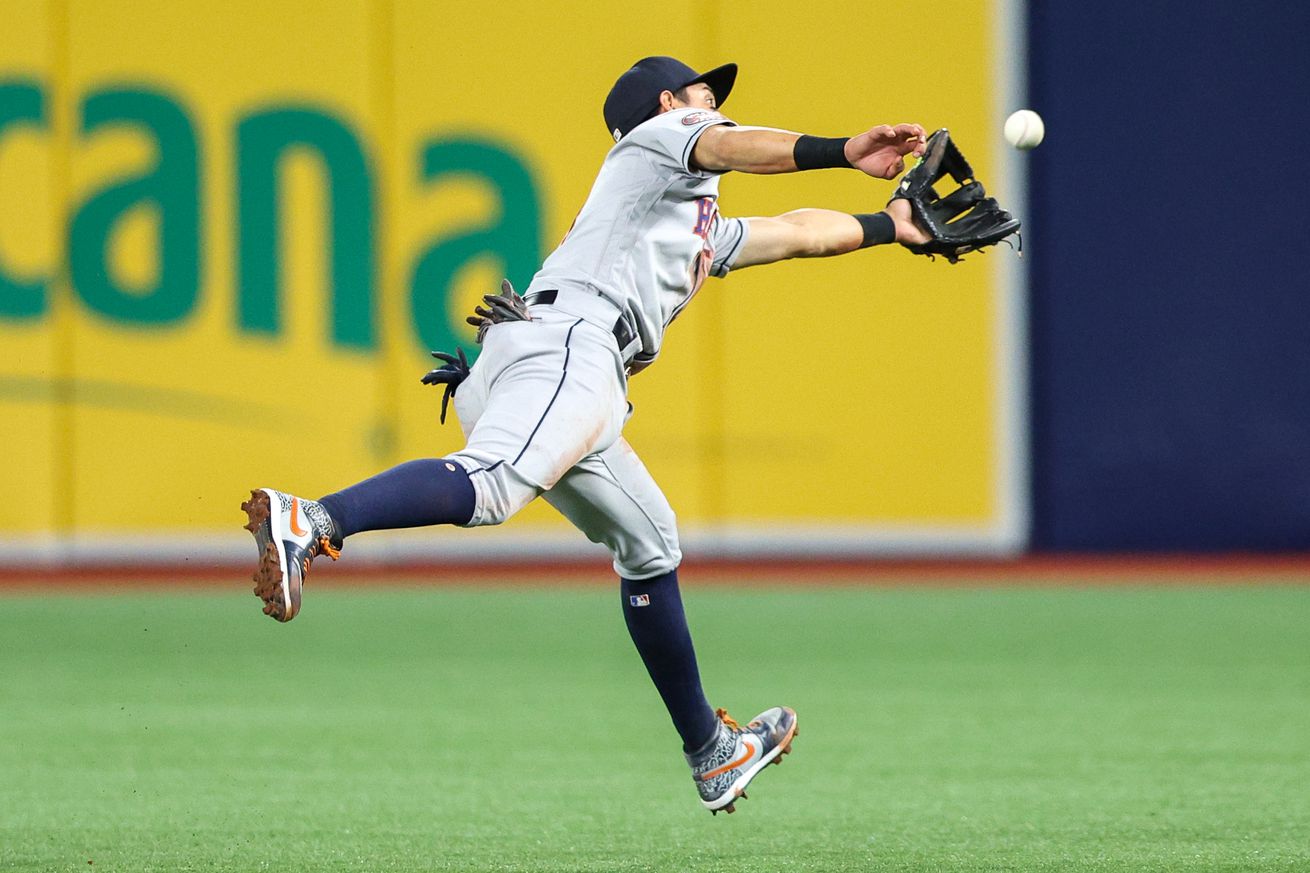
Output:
[657,89,677,113]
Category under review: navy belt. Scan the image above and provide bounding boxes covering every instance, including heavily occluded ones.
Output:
[525,289,637,352]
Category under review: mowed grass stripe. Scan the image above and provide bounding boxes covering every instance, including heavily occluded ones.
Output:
[1,585,1307,871]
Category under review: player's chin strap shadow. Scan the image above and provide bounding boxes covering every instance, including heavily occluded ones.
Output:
[421,346,470,425]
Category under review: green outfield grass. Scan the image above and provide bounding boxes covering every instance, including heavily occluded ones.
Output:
[2,581,1308,871]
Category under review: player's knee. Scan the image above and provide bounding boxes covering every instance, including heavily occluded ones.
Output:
[610,514,681,579]
[614,547,681,580]
[449,454,541,527]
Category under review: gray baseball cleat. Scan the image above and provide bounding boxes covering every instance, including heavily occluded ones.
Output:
[241,488,340,622]
[687,706,798,814]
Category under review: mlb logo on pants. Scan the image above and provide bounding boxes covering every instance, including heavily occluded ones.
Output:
[629,594,651,607]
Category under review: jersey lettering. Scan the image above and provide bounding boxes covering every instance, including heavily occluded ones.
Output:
[685,199,718,306]
[692,197,716,240]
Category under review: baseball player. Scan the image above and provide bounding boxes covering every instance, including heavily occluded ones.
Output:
[242,56,930,815]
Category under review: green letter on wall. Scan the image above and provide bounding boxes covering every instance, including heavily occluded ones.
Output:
[409,138,541,355]
[0,79,48,320]
[236,107,375,349]
[69,89,202,325]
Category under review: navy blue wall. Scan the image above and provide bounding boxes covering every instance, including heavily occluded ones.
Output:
[1027,4,1310,550]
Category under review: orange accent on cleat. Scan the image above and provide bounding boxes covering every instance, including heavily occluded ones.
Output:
[318,536,341,560]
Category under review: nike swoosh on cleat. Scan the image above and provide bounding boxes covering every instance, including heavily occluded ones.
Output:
[698,737,758,781]
[289,497,309,537]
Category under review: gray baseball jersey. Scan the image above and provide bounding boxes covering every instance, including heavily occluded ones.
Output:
[524,107,750,370]
[449,107,757,580]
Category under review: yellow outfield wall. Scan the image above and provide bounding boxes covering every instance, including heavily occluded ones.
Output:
[0,0,1026,561]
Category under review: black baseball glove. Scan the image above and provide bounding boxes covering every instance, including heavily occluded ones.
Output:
[890,128,1020,263]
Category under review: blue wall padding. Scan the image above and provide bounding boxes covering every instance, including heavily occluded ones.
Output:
[1027,4,1310,550]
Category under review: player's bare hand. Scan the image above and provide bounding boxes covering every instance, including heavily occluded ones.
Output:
[885,198,931,246]
[845,123,927,179]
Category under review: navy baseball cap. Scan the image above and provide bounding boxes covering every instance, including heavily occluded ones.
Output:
[603,56,738,141]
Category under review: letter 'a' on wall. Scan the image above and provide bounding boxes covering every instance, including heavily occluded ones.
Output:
[408,137,541,358]
[69,88,201,325]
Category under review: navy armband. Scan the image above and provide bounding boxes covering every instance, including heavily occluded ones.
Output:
[793,135,853,170]
[854,213,896,248]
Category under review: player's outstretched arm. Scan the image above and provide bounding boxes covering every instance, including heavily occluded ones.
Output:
[693,123,927,178]
[731,199,929,270]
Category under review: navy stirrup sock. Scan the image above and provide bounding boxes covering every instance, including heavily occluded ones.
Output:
[621,570,718,752]
[319,458,475,539]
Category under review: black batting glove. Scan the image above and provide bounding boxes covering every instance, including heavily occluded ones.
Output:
[466,278,530,343]
[420,346,470,425]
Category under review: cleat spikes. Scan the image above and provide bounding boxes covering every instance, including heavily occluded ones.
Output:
[724,803,735,814]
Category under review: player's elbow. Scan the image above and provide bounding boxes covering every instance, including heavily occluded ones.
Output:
[777,209,864,259]
[803,231,845,258]
[780,216,835,259]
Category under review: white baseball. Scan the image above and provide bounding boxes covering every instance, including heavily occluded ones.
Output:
[1004,109,1045,150]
